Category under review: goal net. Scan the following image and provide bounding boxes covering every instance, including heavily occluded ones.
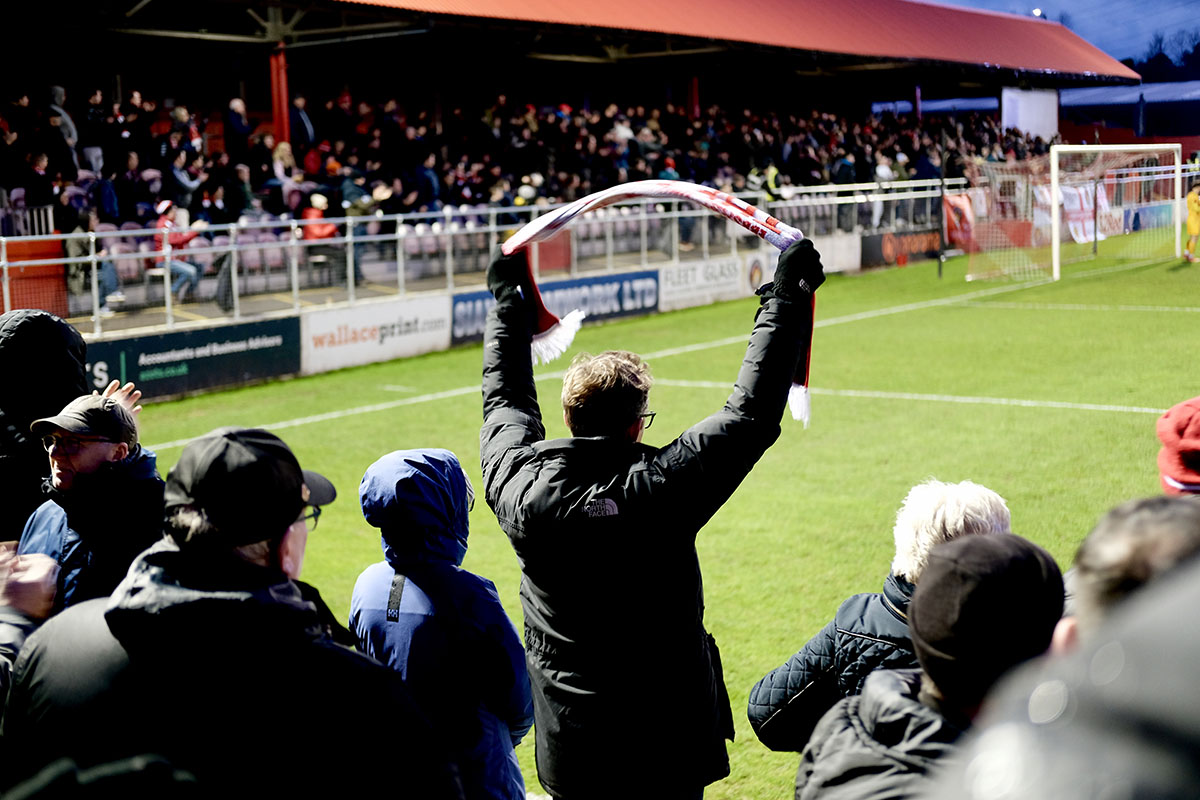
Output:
[960,144,1184,281]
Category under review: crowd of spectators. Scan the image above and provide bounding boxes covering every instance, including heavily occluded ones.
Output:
[1,85,1057,234]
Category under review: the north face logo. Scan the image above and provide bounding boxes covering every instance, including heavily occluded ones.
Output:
[585,498,619,518]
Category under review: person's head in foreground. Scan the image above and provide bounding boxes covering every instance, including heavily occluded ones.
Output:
[561,350,653,442]
[1157,394,1200,495]
[163,427,334,578]
[32,394,138,492]
[909,532,1063,717]
[1055,495,1200,651]
[891,479,1012,584]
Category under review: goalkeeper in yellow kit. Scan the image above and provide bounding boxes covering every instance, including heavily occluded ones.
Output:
[1187,181,1200,263]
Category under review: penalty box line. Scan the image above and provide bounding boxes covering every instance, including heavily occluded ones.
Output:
[145,275,1099,452]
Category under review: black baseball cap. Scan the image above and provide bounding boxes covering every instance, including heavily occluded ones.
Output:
[31,394,138,447]
[164,427,335,546]
[908,533,1064,708]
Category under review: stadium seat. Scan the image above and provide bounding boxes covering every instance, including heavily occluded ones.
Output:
[259,232,285,270]
[185,237,215,272]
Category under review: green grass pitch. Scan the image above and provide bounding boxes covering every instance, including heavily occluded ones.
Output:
[139,247,1199,798]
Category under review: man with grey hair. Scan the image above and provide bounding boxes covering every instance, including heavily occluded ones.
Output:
[481,240,826,798]
[748,478,1010,751]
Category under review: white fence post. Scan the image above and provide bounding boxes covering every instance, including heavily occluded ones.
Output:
[88,232,101,335]
[289,220,301,313]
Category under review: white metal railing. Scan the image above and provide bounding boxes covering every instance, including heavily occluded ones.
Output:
[0,180,961,335]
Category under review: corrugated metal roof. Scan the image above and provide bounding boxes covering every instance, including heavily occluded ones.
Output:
[1061,80,1200,106]
[337,0,1139,80]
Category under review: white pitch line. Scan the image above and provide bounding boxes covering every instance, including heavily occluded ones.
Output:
[654,379,1166,415]
[960,301,1200,313]
[143,270,1135,451]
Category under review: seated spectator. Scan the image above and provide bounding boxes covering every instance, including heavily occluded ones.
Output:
[246,132,275,189]
[1156,394,1200,495]
[351,448,533,800]
[795,533,1063,800]
[748,479,1010,751]
[152,200,203,303]
[298,193,341,283]
[18,387,163,613]
[0,427,464,798]
[1053,495,1200,653]
[0,310,88,542]
[228,163,256,216]
[64,208,123,317]
[194,184,235,227]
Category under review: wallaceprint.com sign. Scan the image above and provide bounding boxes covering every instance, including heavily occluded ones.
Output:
[301,295,452,374]
[452,270,659,345]
[85,318,301,399]
[860,228,941,268]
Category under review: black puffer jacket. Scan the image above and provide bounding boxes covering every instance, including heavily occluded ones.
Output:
[0,310,88,541]
[1,541,463,798]
[749,572,919,751]
[796,669,964,800]
[480,289,813,797]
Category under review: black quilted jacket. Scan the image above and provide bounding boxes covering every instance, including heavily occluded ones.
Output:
[480,285,814,797]
[795,669,964,800]
[748,572,920,751]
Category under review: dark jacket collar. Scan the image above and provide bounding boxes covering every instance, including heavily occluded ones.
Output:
[882,572,915,621]
[104,540,327,656]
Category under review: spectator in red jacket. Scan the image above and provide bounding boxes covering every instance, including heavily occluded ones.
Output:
[152,200,202,303]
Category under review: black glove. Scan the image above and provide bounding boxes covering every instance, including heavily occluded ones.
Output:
[486,247,532,304]
[762,239,825,302]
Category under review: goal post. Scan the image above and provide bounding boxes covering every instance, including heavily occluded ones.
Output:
[962,142,1189,282]
[1049,143,1181,280]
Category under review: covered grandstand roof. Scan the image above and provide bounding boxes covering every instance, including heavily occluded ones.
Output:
[339,0,1140,82]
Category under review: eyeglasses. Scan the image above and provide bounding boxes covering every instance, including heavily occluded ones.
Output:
[298,505,322,531]
[42,434,118,454]
[640,411,656,430]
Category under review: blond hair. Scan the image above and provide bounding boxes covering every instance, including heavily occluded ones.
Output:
[272,142,295,169]
[561,350,652,437]
[891,479,1011,582]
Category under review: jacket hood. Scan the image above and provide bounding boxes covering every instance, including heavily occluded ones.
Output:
[0,310,87,439]
[105,539,323,654]
[360,448,470,568]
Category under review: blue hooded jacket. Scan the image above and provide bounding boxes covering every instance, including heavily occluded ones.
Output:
[351,449,532,800]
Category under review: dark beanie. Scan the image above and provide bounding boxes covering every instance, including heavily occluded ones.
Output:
[908,533,1064,709]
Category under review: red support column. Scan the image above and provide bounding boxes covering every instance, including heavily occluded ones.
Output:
[688,76,700,120]
[270,44,291,143]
